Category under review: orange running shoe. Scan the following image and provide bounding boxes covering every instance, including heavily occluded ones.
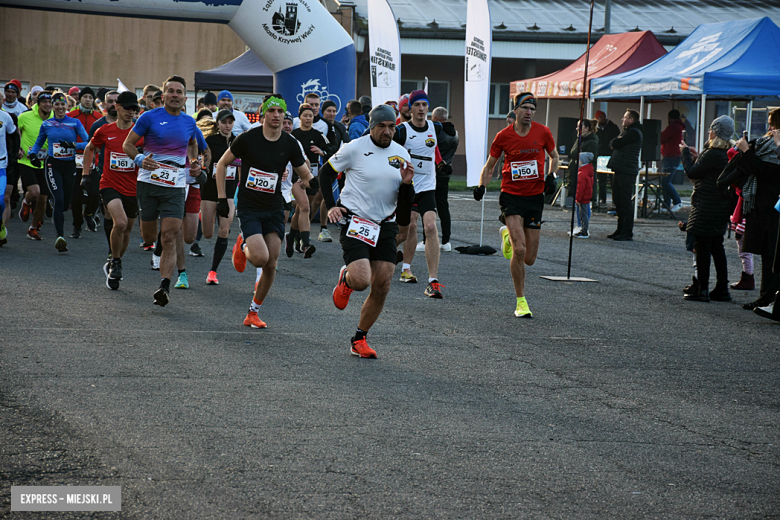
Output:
[332,265,353,310]
[19,200,31,222]
[27,227,42,241]
[232,234,247,273]
[351,338,377,358]
[243,311,267,329]
[206,271,219,285]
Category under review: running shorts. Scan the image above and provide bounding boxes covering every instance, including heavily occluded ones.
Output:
[237,208,285,241]
[184,185,201,214]
[412,190,436,216]
[340,220,399,266]
[101,187,139,219]
[136,182,186,221]
[499,192,544,229]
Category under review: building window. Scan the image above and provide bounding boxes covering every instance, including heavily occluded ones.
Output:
[489,83,511,118]
[400,80,450,113]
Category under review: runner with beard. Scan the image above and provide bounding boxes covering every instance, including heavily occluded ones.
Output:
[83,92,143,289]
[215,95,317,328]
[321,104,415,358]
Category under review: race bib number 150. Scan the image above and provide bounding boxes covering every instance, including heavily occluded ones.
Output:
[511,160,539,181]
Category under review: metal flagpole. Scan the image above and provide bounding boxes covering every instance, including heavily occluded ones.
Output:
[479,198,485,246]
[542,0,598,283]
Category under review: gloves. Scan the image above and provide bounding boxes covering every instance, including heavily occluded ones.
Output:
[544,172,558,196]
[307,176,319,192]
[81,175,92,192]
[437,162,453,176]
[217,198,230,218]
[27,153,42,169]
[473,185,486,201]
[59,141,76,150]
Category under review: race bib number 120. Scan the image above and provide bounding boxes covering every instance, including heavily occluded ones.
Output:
[246,168,278,193]
[346,216,380,247]
[510,160,539,181]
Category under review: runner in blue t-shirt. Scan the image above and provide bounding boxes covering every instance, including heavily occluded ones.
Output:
[28,92,89,253]
[122,75,203,307]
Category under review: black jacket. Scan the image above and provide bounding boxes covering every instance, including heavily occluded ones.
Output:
[596,119,620,157]
[608,121,643,175]
[435,121,459,166]
[733,141,780,255]
[682,146,731,237]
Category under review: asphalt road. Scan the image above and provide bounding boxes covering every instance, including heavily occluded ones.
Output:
[1,195,778,519]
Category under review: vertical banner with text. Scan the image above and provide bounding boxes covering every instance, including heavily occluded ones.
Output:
[367,0,401,105]
[464,0,492,187]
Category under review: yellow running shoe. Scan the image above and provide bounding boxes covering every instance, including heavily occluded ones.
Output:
[399,269,417,283]
[514,297,533,318]
[500,226,512,260]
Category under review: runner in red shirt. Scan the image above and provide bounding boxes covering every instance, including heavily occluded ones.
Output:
[474,92,559,318]
[83,92,143,290]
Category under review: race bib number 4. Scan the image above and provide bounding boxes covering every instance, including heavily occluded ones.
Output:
[52,142,74,159]
[346,216,380,247]
[511,160,540,181]
[246,168,278,193]
[109,152,134,173]
[148,164,181,187]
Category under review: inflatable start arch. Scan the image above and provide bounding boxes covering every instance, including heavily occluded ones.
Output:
[19,0,356,115]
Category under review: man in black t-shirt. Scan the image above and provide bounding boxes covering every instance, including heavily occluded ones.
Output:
[215,95,317,329]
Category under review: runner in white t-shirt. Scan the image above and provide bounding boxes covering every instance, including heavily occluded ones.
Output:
[319,104,415,358]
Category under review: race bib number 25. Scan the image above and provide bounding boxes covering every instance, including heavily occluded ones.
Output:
[346,216,380,247]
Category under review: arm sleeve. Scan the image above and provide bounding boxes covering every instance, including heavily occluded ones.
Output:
[319,161,339,209]
[682,148,714,179]
[395,182,416,226]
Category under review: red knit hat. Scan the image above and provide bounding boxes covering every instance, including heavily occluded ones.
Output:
[68,86,80,97]
[4,79,22,93]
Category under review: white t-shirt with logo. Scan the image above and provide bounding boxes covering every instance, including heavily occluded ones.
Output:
[328,135,411,223]
[0,111,17,169]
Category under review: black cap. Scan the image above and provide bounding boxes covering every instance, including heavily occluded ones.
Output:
[216,109,235,122]
[117,91,140,109]
[79,87,95,101]
[204,92,217,106]
[96,87,109,102]
[152,91,163,101]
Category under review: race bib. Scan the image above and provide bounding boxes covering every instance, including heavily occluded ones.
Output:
[148,164,181,187]
[346,216,380,247]
[52,142,74,159]
[75,153,84,168]
[310,164,319,177]
[109,152,134,173]
[511,160,540,181]
[214,164,237,180]
[246,168,278,194]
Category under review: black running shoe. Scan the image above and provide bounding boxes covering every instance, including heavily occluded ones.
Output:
[70,226,82,239]
[303,244,316,259]
[189,242,204,257]
[110,258,123,281]
[153,287,170,307]
[285,232,294,258]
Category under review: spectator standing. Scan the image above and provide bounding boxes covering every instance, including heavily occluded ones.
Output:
[595,110,620,205]
[347,100,368,141]
[606,109,643,241]
[660,109,685,212]
[432,106,459,251]
[680,116,735,302]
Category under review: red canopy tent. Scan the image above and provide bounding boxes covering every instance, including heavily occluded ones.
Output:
[510,31,667,99]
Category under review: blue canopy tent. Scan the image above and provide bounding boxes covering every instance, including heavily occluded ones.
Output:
[591,17,780,148]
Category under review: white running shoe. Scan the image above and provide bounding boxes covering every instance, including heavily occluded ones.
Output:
[151,254,161,270]
[415,241,425,252]
[670,203,684,212]
[440,242,452,252]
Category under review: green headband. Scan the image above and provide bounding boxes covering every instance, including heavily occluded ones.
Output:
[261,96,287,115]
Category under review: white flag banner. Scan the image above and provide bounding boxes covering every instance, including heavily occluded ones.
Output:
[117,79,130,93]
[464,0,491,187]
[367,0,401,105]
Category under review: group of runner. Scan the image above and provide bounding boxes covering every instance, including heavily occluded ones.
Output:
[3,76,559,357]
